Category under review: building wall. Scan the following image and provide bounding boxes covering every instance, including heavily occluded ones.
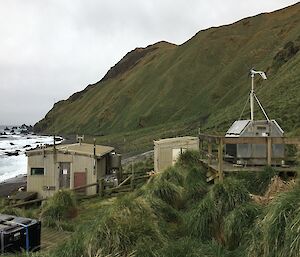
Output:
[27,152,108,198]
[72,155,95,195]
[237,121,285,164]
[154,137,199,172]
[27,153,59,198]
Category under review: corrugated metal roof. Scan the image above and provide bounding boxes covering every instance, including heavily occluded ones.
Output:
[226,120,250,136]
[26,143,114,158]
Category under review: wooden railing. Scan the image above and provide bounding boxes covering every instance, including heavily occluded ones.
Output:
[199,133,300,183]
[8,171,152,208]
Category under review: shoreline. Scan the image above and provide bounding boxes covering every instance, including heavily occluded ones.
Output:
[0,174,27,197]
[0,128,61,198]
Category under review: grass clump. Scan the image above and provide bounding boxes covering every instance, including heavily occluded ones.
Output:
[187,195,216,240]
[233,166,277,195]
[184,166,208,203]
[224,202,262,250]
[284,210,300,257]
[85,195,165,257]
[40,190,77,229]
[177,150,201,168]
[144,195,180,222]
[210,178,250,216]
[259,187,300,257]
[144,166,184,209]
[148,179,183,208]
[157,237,204,257]
[186,178,250,243]
[159,166,185,187]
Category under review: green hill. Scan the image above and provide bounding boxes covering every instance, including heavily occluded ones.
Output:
[34,3,300,153]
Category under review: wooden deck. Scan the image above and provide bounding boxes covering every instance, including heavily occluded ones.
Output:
[198,133,300,182]
[41,227,72,250]
[200,158,298,182]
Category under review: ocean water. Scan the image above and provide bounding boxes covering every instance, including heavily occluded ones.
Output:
[0,125,60,182]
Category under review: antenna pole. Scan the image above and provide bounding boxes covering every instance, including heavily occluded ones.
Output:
[250,73,254,121]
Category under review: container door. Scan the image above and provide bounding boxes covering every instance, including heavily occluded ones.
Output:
[59,162,71,189]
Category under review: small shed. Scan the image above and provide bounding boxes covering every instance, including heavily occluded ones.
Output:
[154,136,199,172]
[225,119,284,165]
[26,143,120,198]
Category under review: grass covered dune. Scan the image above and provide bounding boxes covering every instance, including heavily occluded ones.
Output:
[7,151,300,257]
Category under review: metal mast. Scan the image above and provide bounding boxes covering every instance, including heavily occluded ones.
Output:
[250,72,255,121]
[249,69,268,121]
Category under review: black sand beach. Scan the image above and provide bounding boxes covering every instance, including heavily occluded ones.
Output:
[0,175,26,197]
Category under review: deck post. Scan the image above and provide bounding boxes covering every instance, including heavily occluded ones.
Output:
[208,141,212,165]
[98,178,104,197]
[199,138,203,158]
[218,138,224,182]
[267,137,272,166]
[130,163,135,190]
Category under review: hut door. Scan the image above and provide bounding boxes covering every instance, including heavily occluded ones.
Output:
[172,148,187,165]
[59,162,71,189]
[74,172,86,194]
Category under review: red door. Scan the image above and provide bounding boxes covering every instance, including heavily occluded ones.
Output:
[74,172,86,194]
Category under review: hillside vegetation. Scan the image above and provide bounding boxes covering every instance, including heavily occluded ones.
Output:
[35,4,300,153]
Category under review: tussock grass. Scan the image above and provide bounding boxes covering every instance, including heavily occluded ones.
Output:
[147,179,183,208]
[196,240,245,257]
[259,187,300,257]
[177,150,201,168]
[211,178,250,215]
[224,202,262,250]
[187,195,216,240]
[85,195,165,257]
[40,190,77,229]
[144,166,184,209]
[157,237,204,257]
[184,166,208,203]
[143,195,180,222]
[186,178,249,243]
[284,210,300,257]
[158,166,185,187]
[232,166,277,195]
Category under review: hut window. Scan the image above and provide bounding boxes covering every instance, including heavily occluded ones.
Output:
[31,168,44,175]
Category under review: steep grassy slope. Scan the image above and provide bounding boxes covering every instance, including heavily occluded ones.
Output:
[35,4,300,143]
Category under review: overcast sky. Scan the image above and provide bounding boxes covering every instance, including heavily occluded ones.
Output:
[0,0,298,125]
